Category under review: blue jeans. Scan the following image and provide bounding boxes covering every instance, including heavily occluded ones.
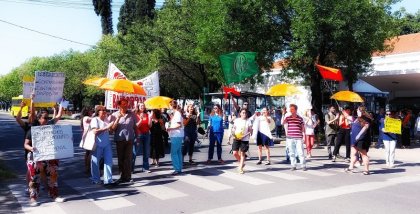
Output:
[170,137,183,172]
[286,138,306,168]
[91,143,113,184]
[133,133,150,171]
[208,132,223,160]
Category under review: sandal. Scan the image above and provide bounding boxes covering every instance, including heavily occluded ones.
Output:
[362,171,370,175]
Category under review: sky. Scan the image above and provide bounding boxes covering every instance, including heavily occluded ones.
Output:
[0,0,419,76]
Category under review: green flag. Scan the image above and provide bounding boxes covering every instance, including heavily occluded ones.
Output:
[219,52,259,84]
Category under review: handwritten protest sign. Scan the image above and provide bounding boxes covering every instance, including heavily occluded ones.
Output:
[32,125,74,162]
[34,71,65,107]
[384,117,402,134]
[23,76,34,99]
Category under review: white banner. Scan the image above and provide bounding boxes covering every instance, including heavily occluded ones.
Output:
[33,71,65,104]
[136,71,159,99]
[104,62,159,110]
[32,125,74,162]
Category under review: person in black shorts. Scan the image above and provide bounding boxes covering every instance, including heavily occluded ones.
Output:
[231,109,252,174]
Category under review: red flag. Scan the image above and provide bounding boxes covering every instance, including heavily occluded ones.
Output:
[223,86,240,99]
[315,64,343,81]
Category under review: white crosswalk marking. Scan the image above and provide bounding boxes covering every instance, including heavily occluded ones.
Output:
[194,174,420,214]
[64,179,135,210]
[244,165,306,180]
[132,182,188,200]
[8,184,67,214]
[210,169,274,185]
[177,174,234,191]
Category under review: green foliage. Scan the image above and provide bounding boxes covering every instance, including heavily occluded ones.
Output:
[92,0,114,35]
[394,9,420,35]
[118,0,156,35]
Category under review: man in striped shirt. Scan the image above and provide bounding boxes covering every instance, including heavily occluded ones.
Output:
[284,104,306,171]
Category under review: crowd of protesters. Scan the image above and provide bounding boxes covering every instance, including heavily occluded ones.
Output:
[13,95,420,207]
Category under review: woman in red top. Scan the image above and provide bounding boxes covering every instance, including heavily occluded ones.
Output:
[332,107,353,162]
[133,102,152,173]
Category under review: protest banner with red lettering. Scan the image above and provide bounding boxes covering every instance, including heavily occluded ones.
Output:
[104,62,159,110]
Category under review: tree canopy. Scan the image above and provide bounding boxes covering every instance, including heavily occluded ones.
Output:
[0,0,404,112]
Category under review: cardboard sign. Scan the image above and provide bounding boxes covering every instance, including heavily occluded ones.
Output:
[32,125,74,161]
[384,117,402,134]
[23,76,35,99]
[33,71,65,107]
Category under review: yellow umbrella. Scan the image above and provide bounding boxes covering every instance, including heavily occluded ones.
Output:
[83,77,109,87]
[266,83,301,96]
[145,96,173,109]
[99,79,147,95]
[331,90,364,103]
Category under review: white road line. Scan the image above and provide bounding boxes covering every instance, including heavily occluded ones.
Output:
[193,174,420,214]
[151,169,234,191]
[64,179,135,210]
[243,165,306,180]
[8,184,66,214]
[130,181,188,200]
[298,169,335,177]
[206,168,274,185]
[177,174,234,191]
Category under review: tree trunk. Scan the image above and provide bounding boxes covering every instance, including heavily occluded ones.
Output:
[310,66,324,128]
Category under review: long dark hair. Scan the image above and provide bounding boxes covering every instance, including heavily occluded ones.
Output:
[80,107,91,129]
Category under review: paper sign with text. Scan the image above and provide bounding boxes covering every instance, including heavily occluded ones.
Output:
[32,125,74,161]
[384,117,402,134]
[34,71,65,105]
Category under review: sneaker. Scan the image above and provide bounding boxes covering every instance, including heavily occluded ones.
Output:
[171,171,181,176]
[256,160,262,165]
[29,200,39,207]
[264,161,271,165]
[238,169,244,174]
[189,160,197,165]
[328,155,333,160]
[332,156,336,162]
[302,166,307,171]
[362,171,370,175]
[345,158,350,163]
[104,181,117,187]
[290,167,296,171]
[53,196,65,203]
[206,160,212,164]
[145,170,152,173]
[389,164,395,168]
[218,159,225,164]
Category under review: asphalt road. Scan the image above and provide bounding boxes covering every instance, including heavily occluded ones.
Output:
[1,111,420,214]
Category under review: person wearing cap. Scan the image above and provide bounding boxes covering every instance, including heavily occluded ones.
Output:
[110,98,137,183]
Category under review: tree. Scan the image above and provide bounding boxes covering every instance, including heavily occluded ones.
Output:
[118,0,156,35]
[394,9,420,35]
[120,0,291,98]
[284,0,399,121]
[93,0,114,35]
